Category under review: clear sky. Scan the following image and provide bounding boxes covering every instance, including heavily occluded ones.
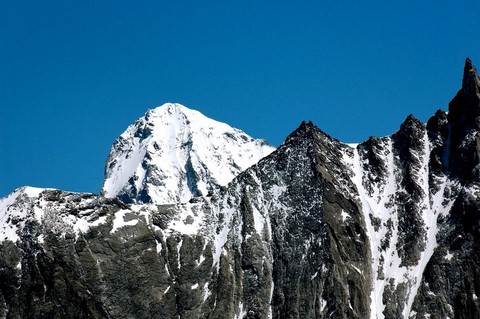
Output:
[2,1,480,198]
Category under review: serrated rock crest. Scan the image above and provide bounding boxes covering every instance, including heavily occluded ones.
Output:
[2,60,480,319]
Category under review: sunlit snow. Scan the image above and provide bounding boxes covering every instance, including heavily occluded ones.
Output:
[102,103,275,204]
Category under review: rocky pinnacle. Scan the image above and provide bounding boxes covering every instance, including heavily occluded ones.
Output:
[448,58,480,181]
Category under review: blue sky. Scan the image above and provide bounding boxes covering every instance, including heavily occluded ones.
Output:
[1,1,480,197]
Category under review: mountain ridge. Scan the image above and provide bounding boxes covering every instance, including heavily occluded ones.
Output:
[1,58,480,319]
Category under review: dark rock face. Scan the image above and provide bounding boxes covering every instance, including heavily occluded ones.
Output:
[391,115,428,267]
[0,191,220,319]
[411,188,480,319]
[426,109,449,191]
[2,59,480,319]
[254,122,371,319]
[448,58,480,182]
[405,60,480,318]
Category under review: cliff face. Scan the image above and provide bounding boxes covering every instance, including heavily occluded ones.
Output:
[1,59,480,319]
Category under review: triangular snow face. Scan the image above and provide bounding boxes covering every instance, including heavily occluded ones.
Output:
[102,103,275,204]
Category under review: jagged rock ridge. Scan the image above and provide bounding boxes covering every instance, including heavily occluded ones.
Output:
[1,59,480,319]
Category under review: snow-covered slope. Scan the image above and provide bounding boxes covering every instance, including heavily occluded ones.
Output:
[0,187,126,244]
[0,187,45,242]
[102,103,275,204]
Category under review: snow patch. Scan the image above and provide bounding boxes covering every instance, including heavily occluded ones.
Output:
[235,302,247,319]
[340,210,350,222]
[203,282,211,302]
[110,209,139,233]
[445,251,454,261]
[0,187,45,242]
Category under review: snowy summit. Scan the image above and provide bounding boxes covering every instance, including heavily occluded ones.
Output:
[102,103,275,204]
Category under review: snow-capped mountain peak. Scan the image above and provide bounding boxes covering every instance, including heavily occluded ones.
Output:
[102,103,275,204]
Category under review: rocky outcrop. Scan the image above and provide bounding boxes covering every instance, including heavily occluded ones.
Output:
[447,58,480,182]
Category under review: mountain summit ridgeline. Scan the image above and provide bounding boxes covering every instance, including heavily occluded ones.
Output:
[1,59,480,319]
